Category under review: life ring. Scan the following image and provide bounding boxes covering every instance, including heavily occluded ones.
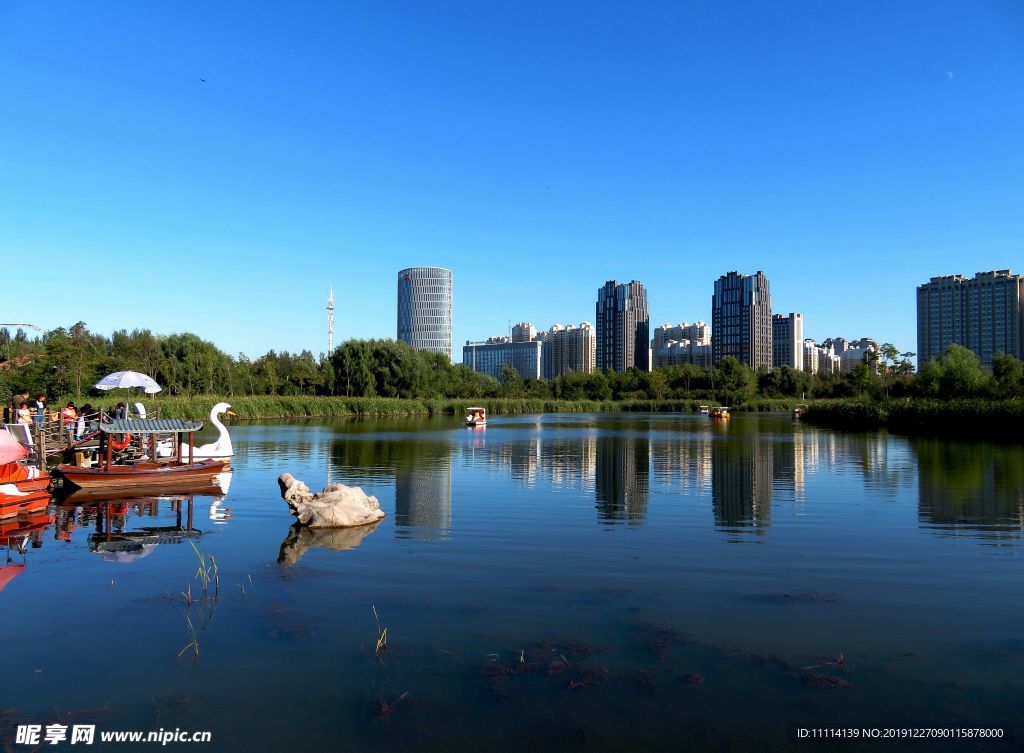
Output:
[109,433,131,451]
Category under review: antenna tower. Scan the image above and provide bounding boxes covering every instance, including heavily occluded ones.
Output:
[327,286,335,354]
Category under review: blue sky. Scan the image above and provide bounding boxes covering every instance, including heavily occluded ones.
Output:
[2,1,1022,361]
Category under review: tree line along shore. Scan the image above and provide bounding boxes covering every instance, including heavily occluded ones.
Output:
[2,325,1022,437]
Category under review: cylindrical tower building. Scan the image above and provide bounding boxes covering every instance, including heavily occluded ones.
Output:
[397,266,453,359]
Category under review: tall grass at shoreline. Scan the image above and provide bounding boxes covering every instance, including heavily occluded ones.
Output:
[55,394,809,420]
[803,398,1024,439]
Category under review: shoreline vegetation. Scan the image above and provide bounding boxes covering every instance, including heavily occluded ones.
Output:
[50,395,809,421]
[40,394,1024,443]
[803,398,1024,439]
[5,326,1024,439]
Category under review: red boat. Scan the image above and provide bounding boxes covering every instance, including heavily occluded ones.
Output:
[0,486,49,519]
[0,462,51,493]
[56,418,227,494]
[0,429,50,499]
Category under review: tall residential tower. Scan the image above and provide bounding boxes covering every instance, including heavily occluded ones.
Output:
[711,271,772,369]
[917,270,1024,367]
[397,266,453,359]
[771,313,804,370]
[596,280,650,372]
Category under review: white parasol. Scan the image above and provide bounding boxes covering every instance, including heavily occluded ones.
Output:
[94,371,162,394]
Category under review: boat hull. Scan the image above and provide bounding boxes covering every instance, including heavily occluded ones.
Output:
[56,460,228,493]
[0,489,50,519]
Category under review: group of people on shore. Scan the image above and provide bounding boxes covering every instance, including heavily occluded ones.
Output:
[4,388,130,438]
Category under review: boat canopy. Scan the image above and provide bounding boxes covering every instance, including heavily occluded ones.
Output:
[99,419,204,434]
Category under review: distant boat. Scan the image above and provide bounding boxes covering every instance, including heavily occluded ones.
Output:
[698,405,710,415]
[465,407,487,427]
[709,406,731,419]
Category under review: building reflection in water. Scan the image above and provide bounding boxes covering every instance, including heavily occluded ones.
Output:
[595,435,650,525]
[395,457,453,540]
[711,431,773,540]
[330,433,455,541]
[913,438,1024,544]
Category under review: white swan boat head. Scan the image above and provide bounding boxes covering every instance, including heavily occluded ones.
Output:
[178,402,236,461]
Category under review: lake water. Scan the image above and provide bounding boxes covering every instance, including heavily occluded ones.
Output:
[3,413,1023,752]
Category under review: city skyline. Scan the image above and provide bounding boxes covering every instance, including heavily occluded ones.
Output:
[2,2,1021,359]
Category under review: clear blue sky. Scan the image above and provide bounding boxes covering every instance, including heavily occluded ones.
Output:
[2,1,1022,361]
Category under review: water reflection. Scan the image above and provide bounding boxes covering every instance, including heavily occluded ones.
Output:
[595,435,650,525]
[712,433,773,539]
[330,433,454,540]
[85,498,203,562]
[913,438,1024,543]
[395,462,452,539]
[278,520,382,564]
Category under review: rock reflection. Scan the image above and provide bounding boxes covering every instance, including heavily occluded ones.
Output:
[595,435,650,525]
[913,438,1024,543]
[277,520,382,565]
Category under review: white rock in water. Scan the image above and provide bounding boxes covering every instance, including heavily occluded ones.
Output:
[278,473,386,528]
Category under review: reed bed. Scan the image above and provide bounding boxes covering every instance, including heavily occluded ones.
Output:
[803,398,1024,439]
[68,395,811,420]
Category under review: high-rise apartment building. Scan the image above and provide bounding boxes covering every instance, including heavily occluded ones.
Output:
[654,340,713,368]
[917,270,1024,367]
[397,267,453,359]
[596,280,650,372]
[462,337,542,381]
[652,322,710,353]
[771,313,804,370]
[511,322,536,343]
[541,322,596,379]
[711,271,772,368]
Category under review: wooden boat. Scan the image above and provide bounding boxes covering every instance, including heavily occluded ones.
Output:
[56,418,227,494]
[793,404,807,419]
[61,477,229,504]
[709,406,731,419]
[465,407,487,427]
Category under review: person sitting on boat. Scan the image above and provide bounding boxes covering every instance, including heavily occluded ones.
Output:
[17,401,32,425]
[111,402,126,421]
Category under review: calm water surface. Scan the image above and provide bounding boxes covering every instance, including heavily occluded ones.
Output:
[3,413,1023,752]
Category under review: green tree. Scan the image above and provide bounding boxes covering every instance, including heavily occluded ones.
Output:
[499,365,525,397]
[714,357,756,405]
[991,352,1024,398]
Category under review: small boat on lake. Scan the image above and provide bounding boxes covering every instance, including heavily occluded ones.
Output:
[709,406,731,419]
[698,405,710,415]
[465,407,487,427]
[56,418,228,494]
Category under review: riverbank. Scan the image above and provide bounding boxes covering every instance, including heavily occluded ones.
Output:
[57,395,807,420]
[803,398,1024,439]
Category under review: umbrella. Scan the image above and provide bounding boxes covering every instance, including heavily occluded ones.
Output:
[94,371,162,394]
